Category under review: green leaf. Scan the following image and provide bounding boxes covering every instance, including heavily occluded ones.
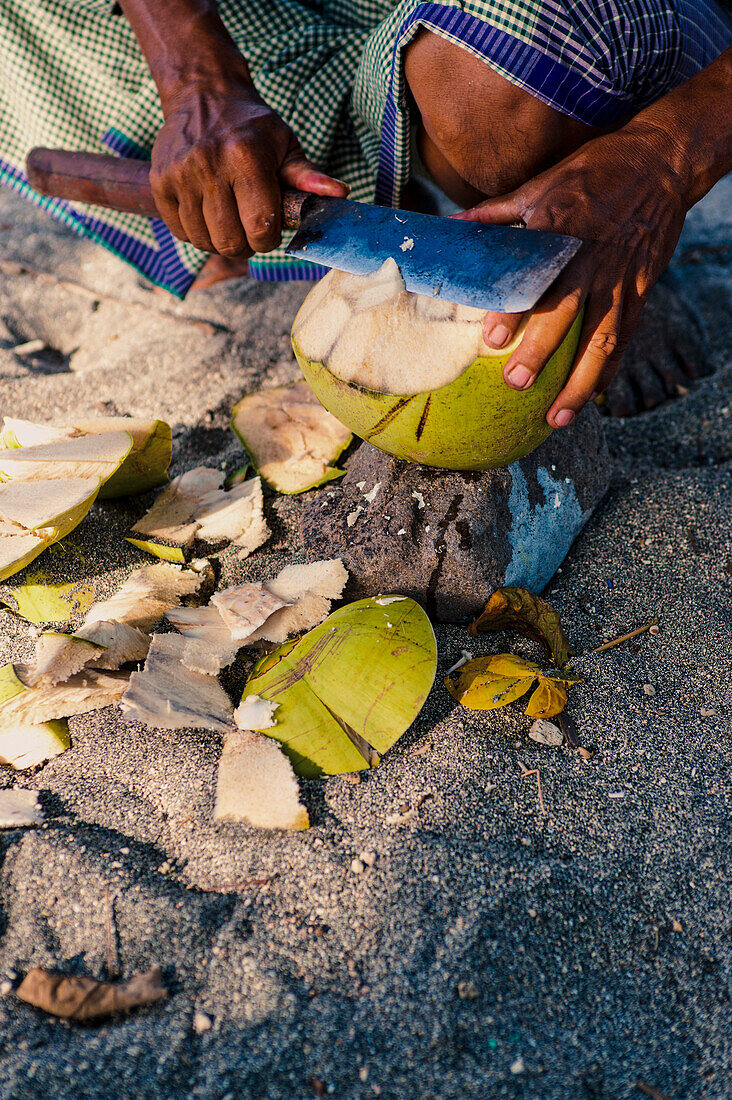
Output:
[470,587,574,667]
[244,596,436,777]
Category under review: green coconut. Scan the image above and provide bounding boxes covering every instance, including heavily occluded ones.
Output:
[292,259,582,470]
[1,417,171,498]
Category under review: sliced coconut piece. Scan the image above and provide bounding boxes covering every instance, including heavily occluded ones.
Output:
[211,583,291,641]
[163,605,241,672]
[0,720,70,769]
[25,632,104,688]
[231,381,352,495]
[194,476,270,557]
[119,634,234,732]
[0,431,132,484]
[0,667,129,728]
[77,620,150,669]
[292,295,353,362]
[1,417,172,499]
[234,694,279,731]
[131,467,223,548]
[132,467,270,555]
[0,788,43,828]
[247,559,348,643]
[0,477,103,582]
[214,729,309,830]
[83,563,205,633]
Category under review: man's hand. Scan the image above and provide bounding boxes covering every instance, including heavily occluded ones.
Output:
[455,123,690,427]
[151,79,347,257]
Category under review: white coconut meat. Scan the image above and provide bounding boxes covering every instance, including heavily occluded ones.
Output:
[0,477,103,582]
[83,563,206,633]
[76,620,150,669]
[132,466,270,555]
[214,729,309,831]
[24,632,104,688]
[246,559,348,643]
[0,788,44,828]
[234,694,279,731]
[231,381,352,494]
[119,633,234,733]
[211,583,291,641]
[163,605,241,673]
[0,668,130,727]
[292,257,507,395]
[0,720,70,769]
[0,430,132,482]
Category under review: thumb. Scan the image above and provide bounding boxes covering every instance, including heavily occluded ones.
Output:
[279,145,350,199]
[452,190,524,226]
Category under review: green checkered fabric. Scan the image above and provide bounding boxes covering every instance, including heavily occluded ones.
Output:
[1,0,729,293]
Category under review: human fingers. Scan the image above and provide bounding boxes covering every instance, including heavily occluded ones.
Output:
[279,147,350,198]
[201,187,250,258]
[231,154,283,253]
[482,310,525,349]
[452,190,525,226]
[149,167,188,243]
[176,191,215,253]
[546,289,627,427]
[500,255,593,392]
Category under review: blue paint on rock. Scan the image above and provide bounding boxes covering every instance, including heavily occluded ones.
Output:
[504,464,591,591]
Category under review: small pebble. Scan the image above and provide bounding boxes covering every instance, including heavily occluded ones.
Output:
[350,858,365,874]
[359,1066,369,1082]
[642,684,656,696]
[457,980,479,1001]
[359,850,376,868]
[6,969,17,981]
[528,719,563,747]
[649,624,659,635]
[510,1057,525,1075]
[0,980,13,996]
[193,1011,212,1034]
[342,773,361,786]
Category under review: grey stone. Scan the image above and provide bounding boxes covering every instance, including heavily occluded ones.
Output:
[300,403,610,621]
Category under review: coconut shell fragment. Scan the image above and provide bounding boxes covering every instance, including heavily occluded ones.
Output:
[131,466,270,556]
[120,634,234,732]
[231,380,352,494]
[0,477,103,582]
[0,430,132,484]
[1,416,172,499]
[214,729,309,831]
[0,720,70,769]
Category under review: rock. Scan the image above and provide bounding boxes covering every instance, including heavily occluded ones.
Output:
[300,404,610,621]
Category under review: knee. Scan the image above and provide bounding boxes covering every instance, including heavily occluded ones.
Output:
[404,29,594,202]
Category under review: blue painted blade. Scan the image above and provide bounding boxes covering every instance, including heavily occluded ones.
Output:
[286,197,581,313]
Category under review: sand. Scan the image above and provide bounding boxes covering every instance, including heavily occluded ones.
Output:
[0,179,730,1100]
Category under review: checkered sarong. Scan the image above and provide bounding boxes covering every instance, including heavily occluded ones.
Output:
[1,0,729,295]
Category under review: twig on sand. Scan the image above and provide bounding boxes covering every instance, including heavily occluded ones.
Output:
[592,618,659,653]
[518,762,546,815]
[105,886,118,981]
[635,1081,675,1100]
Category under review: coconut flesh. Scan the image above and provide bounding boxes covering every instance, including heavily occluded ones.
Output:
[292,258,582,470]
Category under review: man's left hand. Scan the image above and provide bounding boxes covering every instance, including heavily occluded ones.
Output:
[454,122,690,427]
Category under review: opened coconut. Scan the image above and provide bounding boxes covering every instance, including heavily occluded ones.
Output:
[292,259,581,470]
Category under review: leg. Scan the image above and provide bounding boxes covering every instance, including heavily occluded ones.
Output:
[403,30,708,415]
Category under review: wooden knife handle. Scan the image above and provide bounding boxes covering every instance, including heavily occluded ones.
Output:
[26,148,311,228]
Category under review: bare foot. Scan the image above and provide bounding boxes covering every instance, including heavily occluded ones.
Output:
[191,253,250,290]
[602,282,710,417]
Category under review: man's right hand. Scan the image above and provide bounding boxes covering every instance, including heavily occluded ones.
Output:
[150,79,348,257]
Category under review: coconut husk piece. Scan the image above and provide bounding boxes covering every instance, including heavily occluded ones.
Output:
[214,729,309,831]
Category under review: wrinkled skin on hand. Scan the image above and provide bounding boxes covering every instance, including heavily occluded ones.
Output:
[456,123,690,427]
[150,80,347,257]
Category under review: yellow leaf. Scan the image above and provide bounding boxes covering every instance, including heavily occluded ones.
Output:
[525,677,568,718]
[486,653,541,678]
[2,572,96,624]
[445,656,536,710]
[470,587,574,667]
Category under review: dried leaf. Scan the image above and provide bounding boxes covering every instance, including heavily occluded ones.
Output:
[525,678,568,718]
[470,588,573,667]
[444,655,537,710]
[16,965,167,1020]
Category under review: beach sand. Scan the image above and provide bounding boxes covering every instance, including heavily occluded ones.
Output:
[0,179,730,1100]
